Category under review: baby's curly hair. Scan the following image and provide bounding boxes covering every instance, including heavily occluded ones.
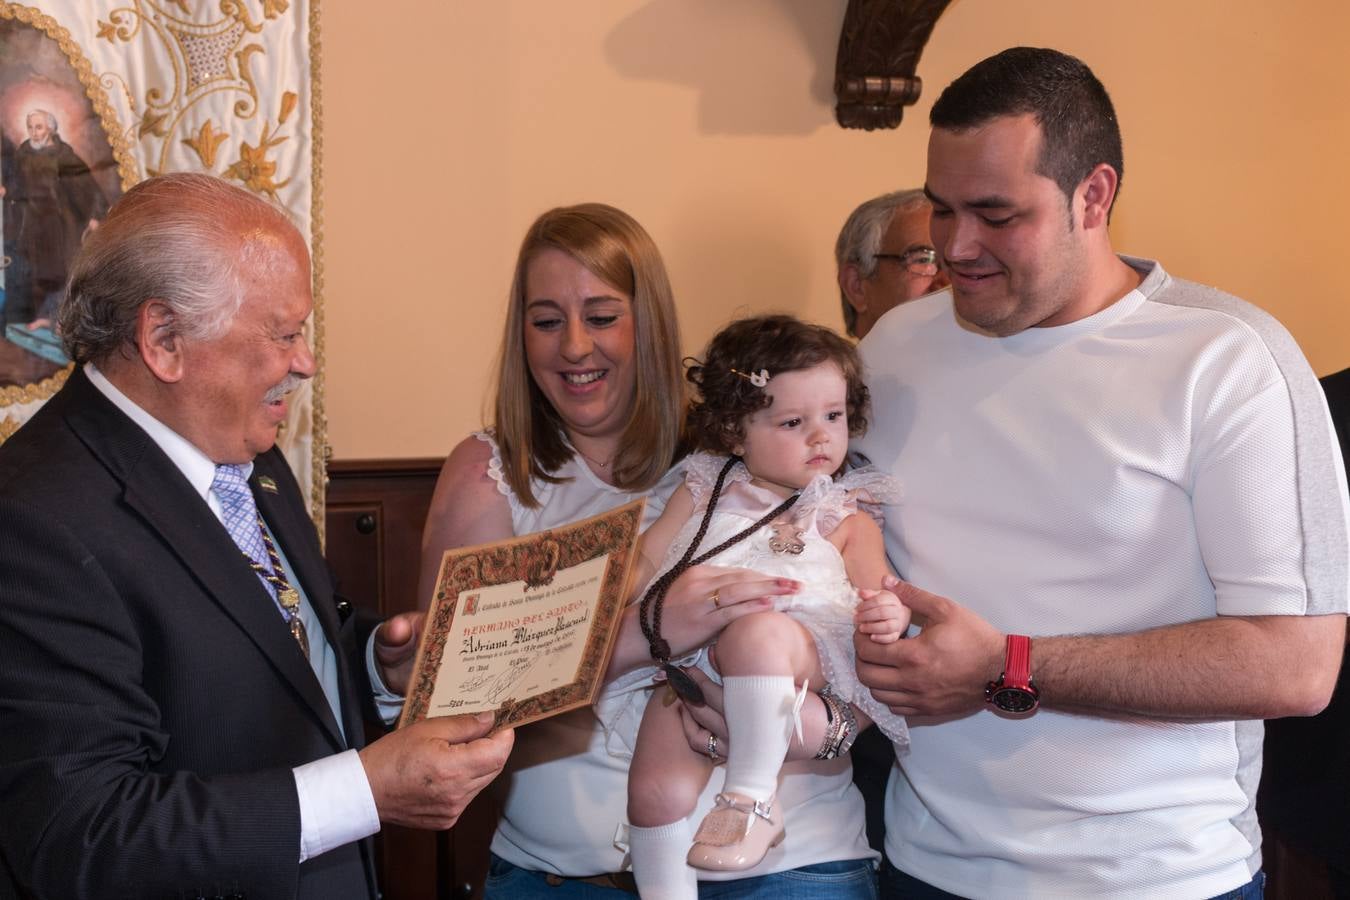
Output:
[686,314,870,454]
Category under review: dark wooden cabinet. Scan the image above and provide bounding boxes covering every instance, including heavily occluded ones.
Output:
[325,458,495,900]
[326,458,441,616]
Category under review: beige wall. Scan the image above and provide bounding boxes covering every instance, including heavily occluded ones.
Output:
[321,0,1350,460]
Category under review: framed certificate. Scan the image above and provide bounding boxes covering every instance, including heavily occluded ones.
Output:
[399,497,645,732]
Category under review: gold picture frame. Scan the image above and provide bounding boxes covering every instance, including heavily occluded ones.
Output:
[0,3,135,423]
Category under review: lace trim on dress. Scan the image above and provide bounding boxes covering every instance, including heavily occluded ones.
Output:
[682,452,900,536]
[810,465,902,537]
[682,452,753,505]
[474,430,525,518]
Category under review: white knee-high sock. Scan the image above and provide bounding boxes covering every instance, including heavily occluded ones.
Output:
[628,819,697,900]
[721,675,797,802]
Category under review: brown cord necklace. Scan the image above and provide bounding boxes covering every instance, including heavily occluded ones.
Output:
[637,455,799,705]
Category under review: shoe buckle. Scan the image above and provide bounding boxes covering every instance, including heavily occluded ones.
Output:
[712,792,775,834]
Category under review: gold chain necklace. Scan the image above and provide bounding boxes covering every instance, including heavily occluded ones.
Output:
[572,444,613,470]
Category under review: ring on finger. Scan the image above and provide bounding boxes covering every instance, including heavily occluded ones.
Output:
[706,732,720,759]
[710,589,722,609]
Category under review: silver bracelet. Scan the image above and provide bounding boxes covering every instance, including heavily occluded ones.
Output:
[814,683,860,760]
[828,683,860,757]
[815,686,848,759]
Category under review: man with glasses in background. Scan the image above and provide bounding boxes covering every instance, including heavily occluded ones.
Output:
[835,189,949,340]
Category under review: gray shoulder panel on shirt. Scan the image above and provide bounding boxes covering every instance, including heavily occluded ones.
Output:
[1129,255,1348,616]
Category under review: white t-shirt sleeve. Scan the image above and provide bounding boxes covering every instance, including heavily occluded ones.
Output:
[1192,376,1310,616]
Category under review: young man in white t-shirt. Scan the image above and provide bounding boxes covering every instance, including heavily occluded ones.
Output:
[853,46,1349,900]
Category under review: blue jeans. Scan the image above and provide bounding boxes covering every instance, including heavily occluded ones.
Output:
[700,858,878,899]
[880,858,1265,899]
[487,853,877,899]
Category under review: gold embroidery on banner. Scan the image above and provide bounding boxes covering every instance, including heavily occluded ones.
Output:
[172,19,246,90]
[181,118,228,166]
[278,89,296,124]
[82,2,283,180]
[138,106,169,137]
[96,8,142,44]
[308,0,327,533]
[221,0,265,34]
[0,366,72,411]
[226,120,289,197]
[232,42,264,116]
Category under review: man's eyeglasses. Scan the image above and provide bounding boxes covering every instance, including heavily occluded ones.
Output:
[872,247,939,276]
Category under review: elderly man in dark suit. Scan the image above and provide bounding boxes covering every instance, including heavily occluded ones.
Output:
[0,173,513,899]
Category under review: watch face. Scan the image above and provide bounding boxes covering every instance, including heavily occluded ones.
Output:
[991,686,1038,714]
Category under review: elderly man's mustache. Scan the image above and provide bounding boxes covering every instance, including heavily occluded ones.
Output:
[264,374,305,404]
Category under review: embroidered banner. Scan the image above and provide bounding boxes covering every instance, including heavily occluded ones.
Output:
[0,0,325,518]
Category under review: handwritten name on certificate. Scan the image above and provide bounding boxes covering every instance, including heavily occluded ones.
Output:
[399,498,645,732]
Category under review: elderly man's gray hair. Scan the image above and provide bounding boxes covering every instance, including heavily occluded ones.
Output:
[835,189,930,337]
[59,172,297,366]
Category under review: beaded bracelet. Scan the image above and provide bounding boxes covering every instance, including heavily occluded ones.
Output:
[814,683,860,760]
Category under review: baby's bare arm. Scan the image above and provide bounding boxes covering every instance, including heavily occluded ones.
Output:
[830,512,912,641]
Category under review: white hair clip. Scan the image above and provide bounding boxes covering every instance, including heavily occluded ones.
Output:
[730,367,769,388]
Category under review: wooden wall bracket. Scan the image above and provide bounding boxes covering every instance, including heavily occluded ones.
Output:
[834,0,952,130]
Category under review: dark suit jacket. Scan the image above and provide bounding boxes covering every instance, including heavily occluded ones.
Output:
[1259,367,1350,872]
[0,369,379,899]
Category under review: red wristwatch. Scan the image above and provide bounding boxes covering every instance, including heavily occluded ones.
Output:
[986,634,1039,714]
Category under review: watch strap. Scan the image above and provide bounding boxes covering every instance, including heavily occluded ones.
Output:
[1003,634,1032,687]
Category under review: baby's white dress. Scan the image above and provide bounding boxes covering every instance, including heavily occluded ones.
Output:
[600,452,909,752]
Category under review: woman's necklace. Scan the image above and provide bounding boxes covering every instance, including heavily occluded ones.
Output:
[572,444,613,470]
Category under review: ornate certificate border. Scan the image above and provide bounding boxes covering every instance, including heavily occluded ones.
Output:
[401,499,647,732]
[0,1,326,523]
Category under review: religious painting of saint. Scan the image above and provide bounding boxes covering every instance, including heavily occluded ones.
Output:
[0,13,121,390]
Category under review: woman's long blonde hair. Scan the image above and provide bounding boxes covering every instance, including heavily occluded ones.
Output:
[494,203,685,507]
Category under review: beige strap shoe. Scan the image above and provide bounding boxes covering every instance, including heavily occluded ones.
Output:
[686,791,785,872]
